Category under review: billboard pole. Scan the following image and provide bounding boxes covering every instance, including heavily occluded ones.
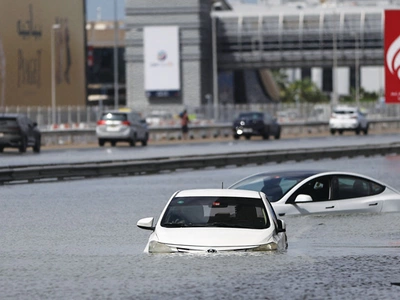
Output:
[113,0,119,110]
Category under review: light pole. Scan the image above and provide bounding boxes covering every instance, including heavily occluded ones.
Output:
[332,7,339,107]
[355,31,360,107]
[211,13,219,121]
[113,0,119,110]
[51,24,61,125]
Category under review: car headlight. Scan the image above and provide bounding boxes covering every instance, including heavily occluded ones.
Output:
[236,129,243,135]
[148,241,175,253]
[248,242,278,251]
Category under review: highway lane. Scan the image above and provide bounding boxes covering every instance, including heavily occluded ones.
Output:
[2,155,400,299]
[0,132,400,167]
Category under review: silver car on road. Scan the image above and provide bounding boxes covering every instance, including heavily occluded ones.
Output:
[96,110,149,147]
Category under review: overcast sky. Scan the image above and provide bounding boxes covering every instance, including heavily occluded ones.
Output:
[86,0,125,21]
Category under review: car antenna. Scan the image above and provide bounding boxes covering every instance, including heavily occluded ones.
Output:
[221,182,224,189]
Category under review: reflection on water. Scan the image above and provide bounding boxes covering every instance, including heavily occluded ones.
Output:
[1,156,400,299]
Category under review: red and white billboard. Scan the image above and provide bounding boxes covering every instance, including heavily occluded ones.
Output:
[385,10,400,104]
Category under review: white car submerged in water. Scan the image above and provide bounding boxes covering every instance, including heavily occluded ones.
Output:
[229,170,400,217]
[137,189,288,253]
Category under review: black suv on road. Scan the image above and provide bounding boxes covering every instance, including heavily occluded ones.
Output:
[0,114,41,153]
[233,111,281,140]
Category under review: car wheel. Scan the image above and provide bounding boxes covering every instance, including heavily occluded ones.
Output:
[19,136,27,153]
[262,127,270,140]
[111,141,117,147]
[141,134,148,146]
[338,130,344,135]
[274,130,281,140]
[33,137,41,153]
[0,147,3,152]
[363,125,369,135]
[355,127,360,135]
[330,129,336,135]
[98,139,105,147]
[130,134,136,147]
[233,134,240,140]
[245,135,251,140]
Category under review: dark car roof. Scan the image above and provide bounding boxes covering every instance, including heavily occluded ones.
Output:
[237,112,264,117]
[0,113,27,119]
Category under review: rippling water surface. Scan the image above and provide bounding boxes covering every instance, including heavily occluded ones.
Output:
[1,155,400,299]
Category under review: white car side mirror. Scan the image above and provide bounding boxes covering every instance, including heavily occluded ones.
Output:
[294,194,313,203]
[137,217,155,231]
[277,219,286,233]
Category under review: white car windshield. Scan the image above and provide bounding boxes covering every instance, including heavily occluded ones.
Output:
[229,172,318,202]
[160,196,270,229]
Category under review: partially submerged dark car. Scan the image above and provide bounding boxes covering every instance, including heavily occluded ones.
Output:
[233,111,281,140]
[0,114,41,153]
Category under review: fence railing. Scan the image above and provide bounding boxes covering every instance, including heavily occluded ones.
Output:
[1,102,398,130]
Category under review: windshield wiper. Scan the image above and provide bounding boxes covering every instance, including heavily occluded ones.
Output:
[162,223,189,227]
[206,222,234,227]
[207,222,255,228]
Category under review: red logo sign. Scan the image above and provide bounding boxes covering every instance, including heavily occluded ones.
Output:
[385,10,400,104]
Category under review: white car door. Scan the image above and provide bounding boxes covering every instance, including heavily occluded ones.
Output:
[333,176,383,214]
[274,199,340,216]
[337,196,383,214]
[277,175,341,216]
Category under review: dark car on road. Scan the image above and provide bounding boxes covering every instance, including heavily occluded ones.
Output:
[233,111,281,140]
[0,114,41,153]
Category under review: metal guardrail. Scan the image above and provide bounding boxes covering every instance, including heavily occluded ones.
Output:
[1,143,400,185]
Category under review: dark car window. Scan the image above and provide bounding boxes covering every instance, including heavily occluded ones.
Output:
[161,196,270,229]
[332,175,385,200]
[264,113,273,122]
[100,113,127,121]
[238,113,263,120]
[288,176,330,202]
[0,117,19,128]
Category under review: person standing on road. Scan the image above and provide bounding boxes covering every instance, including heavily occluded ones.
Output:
[180,109,190,140]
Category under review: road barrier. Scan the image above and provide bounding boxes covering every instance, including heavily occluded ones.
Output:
[40,118,400,146]
[1,143,400,185]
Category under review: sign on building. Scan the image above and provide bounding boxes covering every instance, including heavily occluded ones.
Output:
[0,0,86,107]
[143,26,181,98]
[384,10,400,104]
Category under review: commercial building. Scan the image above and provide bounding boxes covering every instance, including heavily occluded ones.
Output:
[0,0,86,108]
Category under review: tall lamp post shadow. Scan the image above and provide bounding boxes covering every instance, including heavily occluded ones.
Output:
[51,24,61,125]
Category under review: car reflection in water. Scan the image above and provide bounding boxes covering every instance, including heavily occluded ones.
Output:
[228,170,400,217]
[137,189,288,253]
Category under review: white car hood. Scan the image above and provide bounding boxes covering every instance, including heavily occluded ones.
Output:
[154,226,275,248]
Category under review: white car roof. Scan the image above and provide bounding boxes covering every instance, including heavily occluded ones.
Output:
[175,189,262,198]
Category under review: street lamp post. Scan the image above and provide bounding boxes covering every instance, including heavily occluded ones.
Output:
[332,7,339,107]
[211,13,219,121]
[113,0,119,110]
[51,24,61,125]
[355,32,360,107]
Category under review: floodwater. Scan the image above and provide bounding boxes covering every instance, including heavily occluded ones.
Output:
[1,155,400,299]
